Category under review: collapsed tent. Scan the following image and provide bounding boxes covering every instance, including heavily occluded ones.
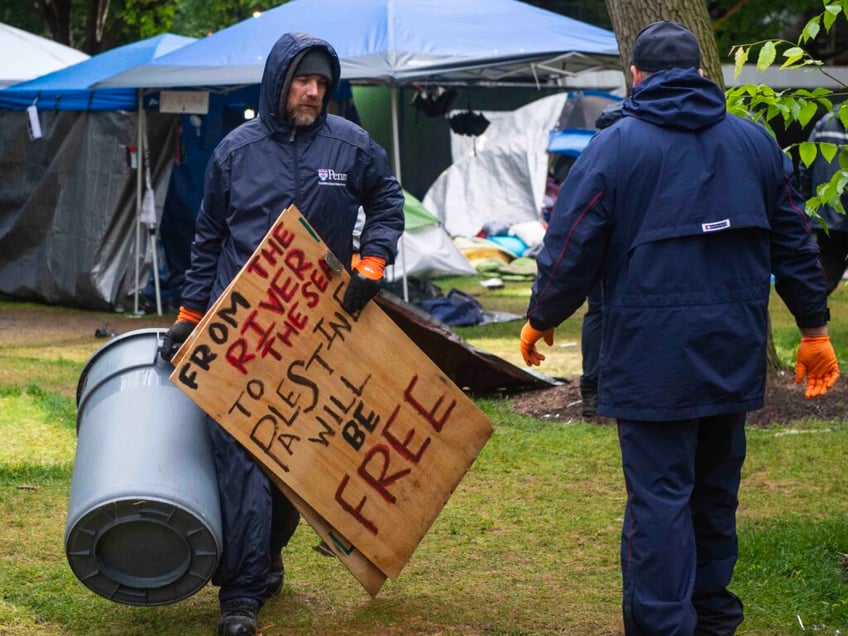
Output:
[0,23,88,88]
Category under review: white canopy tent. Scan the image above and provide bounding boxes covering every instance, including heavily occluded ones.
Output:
[0,23,88,87]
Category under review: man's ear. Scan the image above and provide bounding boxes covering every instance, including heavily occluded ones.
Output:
[631,65,644,86]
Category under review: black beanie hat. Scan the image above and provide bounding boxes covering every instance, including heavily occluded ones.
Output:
[631,20,701,72]
[294,48,333,81]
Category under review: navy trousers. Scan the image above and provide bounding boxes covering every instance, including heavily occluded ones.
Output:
[617,414,746,636]
[207,417,300,607]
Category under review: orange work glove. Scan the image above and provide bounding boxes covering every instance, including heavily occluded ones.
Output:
[519,321,555,367]
[342,255,386,313]
[794,335,840,399]
[160,306,203,362]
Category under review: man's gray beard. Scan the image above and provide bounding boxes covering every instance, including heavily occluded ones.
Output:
[287,108,317,127]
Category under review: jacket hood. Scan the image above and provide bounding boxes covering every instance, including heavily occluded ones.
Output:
[259,32,341,132]
[622,67,725,131]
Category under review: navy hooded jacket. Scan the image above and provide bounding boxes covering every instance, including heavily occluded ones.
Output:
[181,32,404,312]
[528,68,828,421]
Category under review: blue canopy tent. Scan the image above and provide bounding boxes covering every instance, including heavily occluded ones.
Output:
[0,33,195,111]
[0,34,198,312]
[97,0,619,300]
[99,0,619,88]
[98,0,619,179]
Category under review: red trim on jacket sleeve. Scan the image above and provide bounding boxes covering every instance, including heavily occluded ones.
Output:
[529,190,603,321]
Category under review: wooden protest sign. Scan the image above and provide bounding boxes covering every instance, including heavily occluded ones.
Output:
[264,471,387,596]
[170,205,492,592]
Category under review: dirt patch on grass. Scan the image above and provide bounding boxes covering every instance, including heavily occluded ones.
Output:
[0,303,172,348]
[510,372,848,427]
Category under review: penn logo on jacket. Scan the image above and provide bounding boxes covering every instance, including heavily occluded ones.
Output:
[702,219,731,232]
[317,168,348,186]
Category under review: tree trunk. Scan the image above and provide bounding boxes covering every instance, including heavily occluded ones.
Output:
[39,0,73,46]
[604,0,724,92]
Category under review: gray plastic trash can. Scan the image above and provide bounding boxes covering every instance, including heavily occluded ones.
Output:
[65,328,222,606]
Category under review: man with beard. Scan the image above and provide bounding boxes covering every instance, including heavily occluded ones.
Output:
[160,32,404,636]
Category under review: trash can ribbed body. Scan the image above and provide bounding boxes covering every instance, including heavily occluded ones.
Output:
[65,329,221,606]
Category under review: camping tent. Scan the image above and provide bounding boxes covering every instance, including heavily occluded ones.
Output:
[95,0,618,301]
[423,93,567,237]
[423,91,622,237]
[0,23,88,88]
[0,34,197,311]
[386,192,475,283]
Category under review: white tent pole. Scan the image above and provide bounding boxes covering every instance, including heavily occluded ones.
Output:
[142,108,163,316]
[133,90,143,315]
[390,86,409,302]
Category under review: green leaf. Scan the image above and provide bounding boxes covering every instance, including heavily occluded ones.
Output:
[756,42,777,72]
[801,16,821,43]
[799,141,818,167]
[838,148,848,171]
[780,46,806,68]
[839,102,848,129]
[734,46,748,77]
[824,3,842,31]
[820,142,838,163]
[799,100,821,128]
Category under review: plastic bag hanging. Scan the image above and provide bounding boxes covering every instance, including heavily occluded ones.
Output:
[140,134,157,226]
[140,173,157,226]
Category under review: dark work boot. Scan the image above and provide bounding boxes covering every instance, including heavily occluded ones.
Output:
[580,380,598,418]
[582,391,598,417]
[266,553,284,598]
[217,599,258,636]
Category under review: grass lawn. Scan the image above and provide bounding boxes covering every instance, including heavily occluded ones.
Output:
[0,281,846,635]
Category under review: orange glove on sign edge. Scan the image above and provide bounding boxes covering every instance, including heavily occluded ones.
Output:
[177,306,204,324]
[355,255,386,280]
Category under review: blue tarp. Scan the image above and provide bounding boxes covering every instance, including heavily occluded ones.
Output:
[0,34,195,111]
[547,90,623,156]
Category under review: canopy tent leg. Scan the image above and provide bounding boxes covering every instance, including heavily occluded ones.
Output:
[133,93,143,315]
[390,86,409,303]
[133,93,162,316]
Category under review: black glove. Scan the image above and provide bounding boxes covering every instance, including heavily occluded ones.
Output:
[160,320,197,362]
[341,271,382,313]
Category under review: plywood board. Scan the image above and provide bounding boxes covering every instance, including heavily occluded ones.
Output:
[170,205,492,585]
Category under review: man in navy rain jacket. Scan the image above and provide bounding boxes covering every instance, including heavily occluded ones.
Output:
[519,21,840,636]
[161,32,404,636]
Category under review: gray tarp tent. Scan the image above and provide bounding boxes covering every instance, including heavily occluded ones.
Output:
[0,34,196,311]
